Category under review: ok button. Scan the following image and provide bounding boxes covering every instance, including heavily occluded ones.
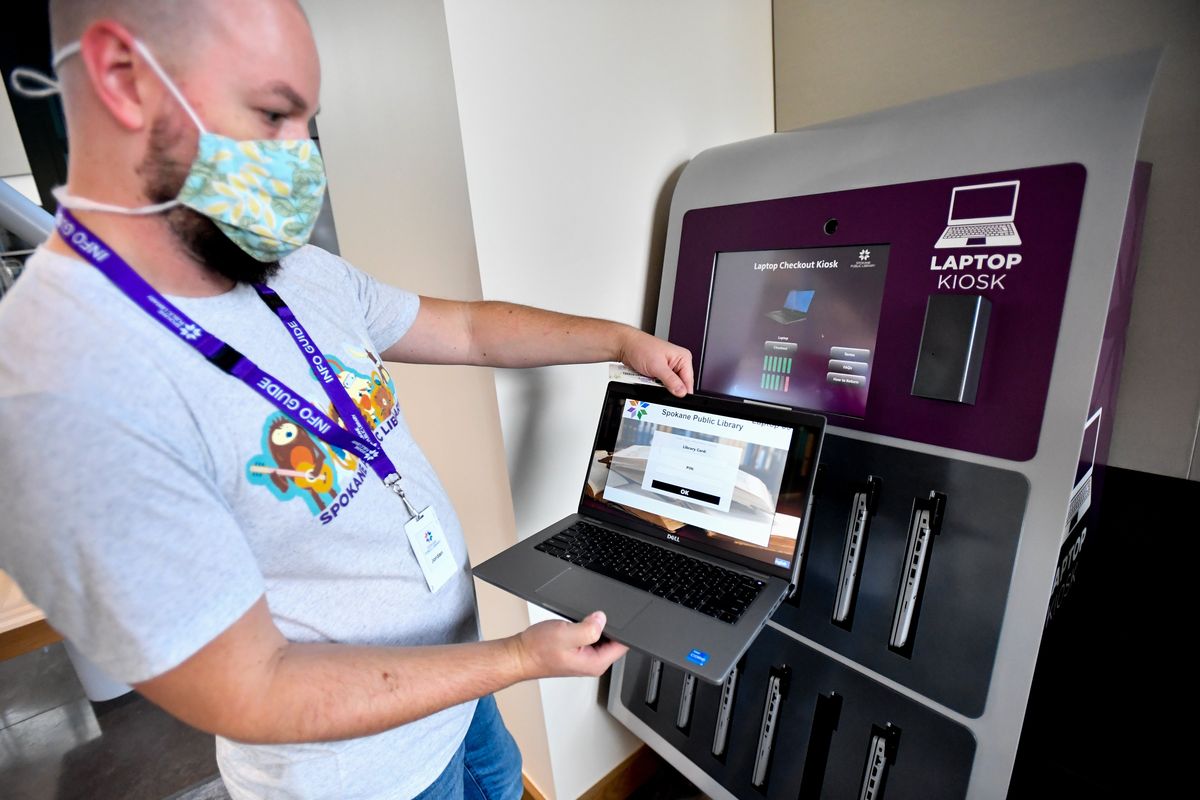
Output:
[650,479,721,506]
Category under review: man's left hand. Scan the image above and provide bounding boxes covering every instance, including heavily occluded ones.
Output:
[619,330,694,397]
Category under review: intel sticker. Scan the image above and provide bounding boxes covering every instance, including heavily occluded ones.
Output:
[774,557,791,568]
[686,649,709,666]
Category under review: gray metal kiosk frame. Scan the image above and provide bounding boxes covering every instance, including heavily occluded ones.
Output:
[606,52,1157,800]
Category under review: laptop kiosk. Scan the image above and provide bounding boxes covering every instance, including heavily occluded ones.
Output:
[605,53,1157,800]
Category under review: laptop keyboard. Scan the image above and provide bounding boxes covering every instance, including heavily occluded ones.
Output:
[942,222,1015,238]
[534,521,766,624]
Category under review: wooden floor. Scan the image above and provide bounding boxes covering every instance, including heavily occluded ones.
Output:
[554,744,706,800]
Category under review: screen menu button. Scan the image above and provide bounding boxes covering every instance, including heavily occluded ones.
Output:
[828,359,869,376]
[828,347,870,388]
[830,347,871,362]
[827,372,867,387]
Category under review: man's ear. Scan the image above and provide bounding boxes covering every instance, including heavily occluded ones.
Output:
[76,21,151,131]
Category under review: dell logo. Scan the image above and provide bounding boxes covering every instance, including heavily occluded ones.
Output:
[667,534,681,543]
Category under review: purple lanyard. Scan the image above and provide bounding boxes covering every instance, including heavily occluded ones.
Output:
[55,208,419,515]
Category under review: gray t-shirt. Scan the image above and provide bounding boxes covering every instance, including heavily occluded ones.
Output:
[0,245,481,799]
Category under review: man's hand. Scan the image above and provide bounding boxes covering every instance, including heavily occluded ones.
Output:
[618,330,694,397]
[508,611,629,679]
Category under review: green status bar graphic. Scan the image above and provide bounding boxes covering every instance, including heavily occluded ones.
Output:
[761,350,793,392]
[762,355,793,373]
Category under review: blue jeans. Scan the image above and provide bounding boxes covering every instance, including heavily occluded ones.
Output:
[413,694,524,800]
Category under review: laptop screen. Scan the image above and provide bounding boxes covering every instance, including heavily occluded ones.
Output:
[1074,409,1101,486]
[785,289,815,312]
[581,386,822,576]
[949,182,1018,222]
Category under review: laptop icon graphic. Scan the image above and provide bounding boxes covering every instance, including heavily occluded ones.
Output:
[1066,408,1102,534]
[935,180,1022,249]
[766,290,815,324]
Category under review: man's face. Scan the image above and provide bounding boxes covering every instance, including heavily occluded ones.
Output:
[138,0,322,284]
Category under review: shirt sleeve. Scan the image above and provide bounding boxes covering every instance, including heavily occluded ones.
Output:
[334,254,422,355]
[0,388,265,685]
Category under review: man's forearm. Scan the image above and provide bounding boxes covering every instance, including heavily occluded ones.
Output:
[138,599,623,747]
[231,637,524,744]
[383,296,692,394]
[465,301,636,368]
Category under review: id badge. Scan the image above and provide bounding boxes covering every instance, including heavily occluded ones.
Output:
[403,507,457,593]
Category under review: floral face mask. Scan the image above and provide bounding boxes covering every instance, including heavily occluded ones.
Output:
[16,39,327,262]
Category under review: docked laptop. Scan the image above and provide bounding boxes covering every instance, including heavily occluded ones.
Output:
[473,381,825,683]
[766,289,815,324]
[935,179,1022,248]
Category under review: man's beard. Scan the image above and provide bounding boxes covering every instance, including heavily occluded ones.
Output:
[137,115,281,285]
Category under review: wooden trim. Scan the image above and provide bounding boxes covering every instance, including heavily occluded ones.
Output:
[521,771,549,800]
[0,619,62,662]
[1,571,45,634]
[577,744,664,800]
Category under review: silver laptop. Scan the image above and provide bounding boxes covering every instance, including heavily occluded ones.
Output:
[935,179,1022,248]
[473,381,825,683]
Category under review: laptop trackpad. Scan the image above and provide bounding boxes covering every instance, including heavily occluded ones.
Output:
[536,569,651,629]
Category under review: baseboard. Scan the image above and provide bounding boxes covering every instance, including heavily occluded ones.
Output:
[577,744,663,800]
[521,771,548,800]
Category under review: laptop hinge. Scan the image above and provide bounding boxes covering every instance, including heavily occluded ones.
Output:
[739,397,791,411]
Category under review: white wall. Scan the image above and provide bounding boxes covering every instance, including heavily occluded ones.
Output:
[299,0,554,792]
[0,88,31,179]
[773,0,1200,480]
[443,2,775,797]
[1,86,38,205]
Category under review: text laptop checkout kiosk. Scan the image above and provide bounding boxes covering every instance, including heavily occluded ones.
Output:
[473,382,825,684]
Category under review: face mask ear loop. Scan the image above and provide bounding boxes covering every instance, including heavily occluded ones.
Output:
[51,186,180,216]
[8,41,81,99]
[131,39,208,134]
[9,67,62,99]
[51,41,82,69]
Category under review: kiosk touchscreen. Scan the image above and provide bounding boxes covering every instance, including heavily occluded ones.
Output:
[701,245,889,418]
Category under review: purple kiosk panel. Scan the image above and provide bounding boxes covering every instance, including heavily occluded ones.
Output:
[671,163,1087,461]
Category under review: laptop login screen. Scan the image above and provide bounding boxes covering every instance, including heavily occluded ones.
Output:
[583,396,820,572]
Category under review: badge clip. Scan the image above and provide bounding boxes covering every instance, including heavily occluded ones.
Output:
[384,473,420,518]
